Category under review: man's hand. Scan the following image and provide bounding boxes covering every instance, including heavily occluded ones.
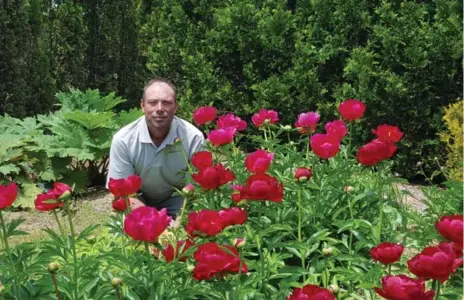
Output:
[128,197,145,210]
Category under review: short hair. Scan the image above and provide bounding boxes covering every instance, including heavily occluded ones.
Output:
[142,78,176,101]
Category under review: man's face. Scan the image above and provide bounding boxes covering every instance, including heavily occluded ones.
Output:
[141,82,178,133]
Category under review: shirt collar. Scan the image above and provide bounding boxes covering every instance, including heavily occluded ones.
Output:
[139,116,179,145]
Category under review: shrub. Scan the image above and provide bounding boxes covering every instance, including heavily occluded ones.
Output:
[439,100,463,181]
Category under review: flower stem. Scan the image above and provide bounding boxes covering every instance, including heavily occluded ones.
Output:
[145,242,155,296]
[388,264,392,275]
[178,140,193,174]
[65,203,79,300]
[0,210,15,270]
[51,272,61,300]
[263,127,268,142]
[297,189,306,279]
[434,280,441,299]
[52,210,65,235]
[115,288,121,300]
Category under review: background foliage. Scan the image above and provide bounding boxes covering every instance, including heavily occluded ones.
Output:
[0,0,462,181]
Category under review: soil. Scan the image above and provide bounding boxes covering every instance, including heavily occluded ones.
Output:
[3,183,428,244]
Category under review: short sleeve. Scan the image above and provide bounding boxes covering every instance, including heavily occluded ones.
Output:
[189,133,206,159]
[106,137,135,188]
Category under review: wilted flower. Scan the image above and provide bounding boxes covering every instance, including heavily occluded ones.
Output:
[245,150,274,174]
[374,275,434,300]
[193,106,217,125]
[338,99,366,121]
[370,242,404,265]
[0,182,18,210]
[252,109,279,127]
[124,206,172,242]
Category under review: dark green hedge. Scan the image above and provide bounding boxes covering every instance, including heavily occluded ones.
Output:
[0,0,462,180]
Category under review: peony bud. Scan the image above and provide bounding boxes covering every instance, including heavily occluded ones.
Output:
[294,167,312,182]
[328,284,340,294]
[86,235,97,244]
[282,125,292,131]
[186,264,195,272]
[233,238,246,248]
[322,247,333,256]
[344,186,354,193]
[182,184,195,196]
[58,190,72,201]
[111,277,123,288]
[47,262,60,273]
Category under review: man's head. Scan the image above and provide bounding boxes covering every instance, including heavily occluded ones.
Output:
[141,78,178,136]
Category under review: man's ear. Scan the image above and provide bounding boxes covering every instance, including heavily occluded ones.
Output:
[140,98,145,112]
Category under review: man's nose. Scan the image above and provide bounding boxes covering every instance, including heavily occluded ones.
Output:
[155,102,164,111]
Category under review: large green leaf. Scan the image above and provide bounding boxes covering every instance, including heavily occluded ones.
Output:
[13,182,43,209]
[116,108,143,127]
[64,110,115,130]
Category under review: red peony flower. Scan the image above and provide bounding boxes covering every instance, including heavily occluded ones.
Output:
[192,242,248,281]
[50,182,72,199]
[372,124,404,143]
[338,99,366,121]
[108,175,142,197]
[310,133,341,159]
[245,149,274,174]
[217,113,247,131]
[34,192,65,211]
[124,206,171,242]
[294,112,320,134]
[192,163,235,190]
[325,120,347,139]
[218,207,247,227]
[163,240,195,263]
[288,284,335,300]
[185,210,225,237]
[407,241,463,282]
[435,215,463,247]
[207,127,237,146]
[294,167,312,182]
[240,174,284,203]
[0,182,18,210]
[193,106,217,125]
[112,197,128,212]
[191,151,214,170]
[357,139,397,166]
[251,109,279,127]
[374,275,435,300]
[370,242,404,265]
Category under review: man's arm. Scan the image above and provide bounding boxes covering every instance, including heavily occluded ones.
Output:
[189,133,206,159]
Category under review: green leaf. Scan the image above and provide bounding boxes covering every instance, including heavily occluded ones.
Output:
[14,183,43,209]
[64,110,115,130]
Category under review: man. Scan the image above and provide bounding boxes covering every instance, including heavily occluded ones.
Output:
[107,78,205,218]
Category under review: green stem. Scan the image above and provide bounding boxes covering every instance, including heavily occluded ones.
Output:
[145,242,155,296]
[306,136,310,160]
[347,123,353,158]
[348,197,354,259]
[388,264,392,275]
[434,280,441,299]
[287,132,291,144]
[66,204,78,300]
[178,140,193,174]
[0,210,14,270]
[377,196,383,243]
[52,210,65,235]
[51,272,62,300]
[235,248,244,298]
[176,195,189,232]
[297,189,306,279]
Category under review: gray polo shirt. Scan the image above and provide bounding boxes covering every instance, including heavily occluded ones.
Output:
[107,116,205,203]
